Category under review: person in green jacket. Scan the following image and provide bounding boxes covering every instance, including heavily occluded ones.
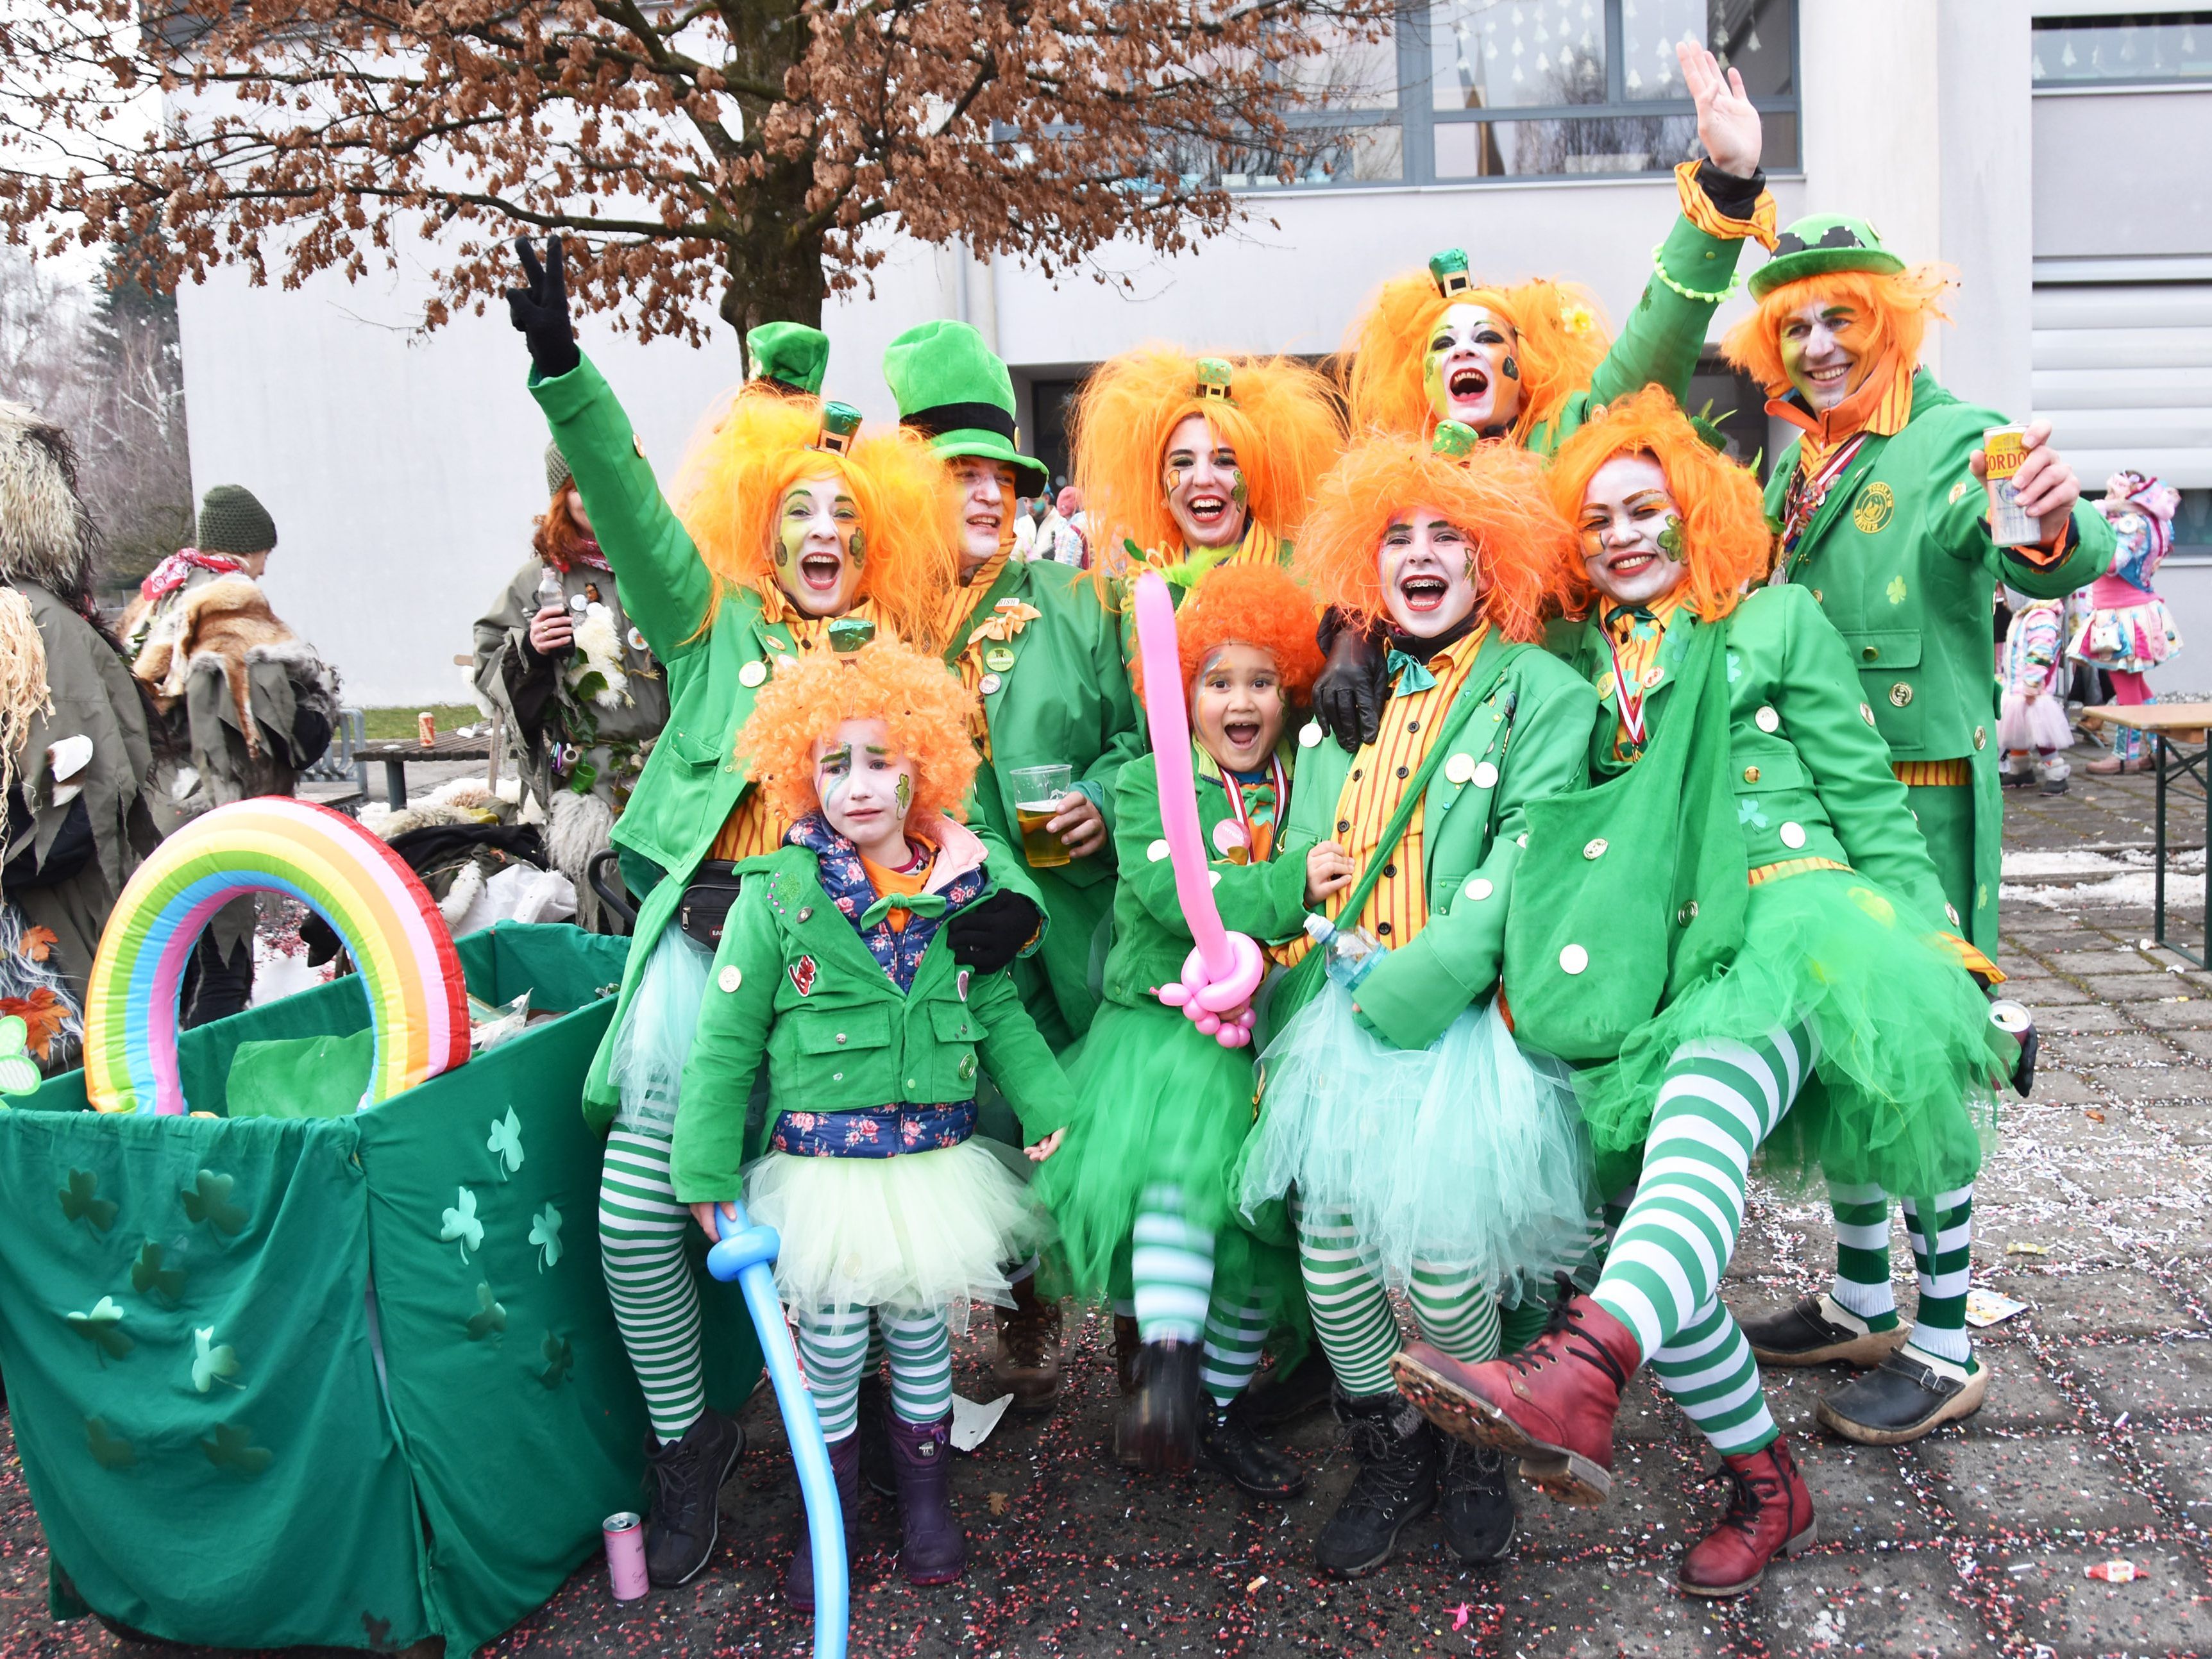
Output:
[1237,428,1600,1577]
[503,239,1047,1587]
[1312,40,1778,752]
[1390,389,2007,1598]
[675,636,1068,1609]
[1713,216,2113,1442]
[1030,561,1331,1497]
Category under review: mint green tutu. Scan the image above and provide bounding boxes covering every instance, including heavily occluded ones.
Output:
[1575,867,2003,1199]
[1236,988,1596,1303]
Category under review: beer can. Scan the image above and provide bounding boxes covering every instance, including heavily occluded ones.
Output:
[1981,425,2039,547]
[602,1511,648,1601]
[417,711,437,748]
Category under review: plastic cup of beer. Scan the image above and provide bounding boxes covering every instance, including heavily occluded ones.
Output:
[1011,764,1075,868]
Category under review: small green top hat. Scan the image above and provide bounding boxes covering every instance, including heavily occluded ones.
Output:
[1748,214,1905,301]
[882,321,1050,496]
[747,322,830,396]
[1430,248,1474,298]
[1431,420,1480,459]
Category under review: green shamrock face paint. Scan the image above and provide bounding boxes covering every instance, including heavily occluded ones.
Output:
[894,773,911,815]
[1657,520,1686,560]
[848,523,866,569]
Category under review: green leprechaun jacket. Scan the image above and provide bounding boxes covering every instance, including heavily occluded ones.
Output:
[1764,370,2115,952]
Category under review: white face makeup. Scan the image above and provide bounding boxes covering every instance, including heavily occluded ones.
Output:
[1778,299,1862,412]
[773,472,865,616]
[813,717,916,863]
[1578,454,1690,609]
[1377,504,1482,638]
[1190,643,1287,776]
[1423,303,1523,432]
[1161,412,1249,550]
[950,457,1008,571]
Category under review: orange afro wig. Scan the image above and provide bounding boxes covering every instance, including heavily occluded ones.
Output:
[1721,265,1955,395]
[671,394,961,648]
[1294,437,1577,644]
[1344,270,1610,445]
[734,634,981,832]
[1546,387,1774,624]
[1128,562,1326,708]
[1069,344,1342,570]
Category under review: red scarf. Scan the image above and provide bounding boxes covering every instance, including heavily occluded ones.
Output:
[139,549,244,603]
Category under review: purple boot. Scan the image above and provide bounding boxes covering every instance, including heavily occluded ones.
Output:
[887,1411,967,1585]
[785,1432,863,1610]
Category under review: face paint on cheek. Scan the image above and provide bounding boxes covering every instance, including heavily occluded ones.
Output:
[847,524,866,569]
[1229,473,1248,512]
[1656,519,1686,560]
[1501,355,1519,381]
[816,744,853,809]
[1163,466,1183,498]
[894,773,911,814]
[1423,351,1448,416]
[777,518,804,568]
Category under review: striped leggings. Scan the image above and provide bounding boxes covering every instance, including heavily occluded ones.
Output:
[1829,1180,1978,1365]
[599,1125,709,1445]
[791,1305,952,1441]
[1296,1203,1500,1401]
[1129,1183,1272,1406]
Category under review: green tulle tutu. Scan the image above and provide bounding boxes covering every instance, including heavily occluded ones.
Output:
[1575,867,2004,1199]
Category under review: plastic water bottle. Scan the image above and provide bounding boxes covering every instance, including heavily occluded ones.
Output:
[1303,913,1386,993]
[535,566,572,659]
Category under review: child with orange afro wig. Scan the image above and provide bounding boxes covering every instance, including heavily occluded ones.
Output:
[1232,425,1600,1579]
[1069,344,1340,584]
[1389,387,2007,1603]
[1030,561,1335,1498]
[672,631,1071,1608]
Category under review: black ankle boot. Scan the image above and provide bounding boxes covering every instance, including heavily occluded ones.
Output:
[857,1373,897,1497]
[644,1408,745,1587]
[1439,1440,1516,1562]
[1313,1391,1440,1578]
[1200,1397,1306,1498]
[1243,1343,1338,1428]
[1115,1340,1202,1472]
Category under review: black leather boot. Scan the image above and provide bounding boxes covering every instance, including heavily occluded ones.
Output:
[1114,1339,1203,1473]
[1313,1391,1440,1578]
[644,1408,744,1587]
[1199,1395,1306,1498]
[1439,1440,1516,1563]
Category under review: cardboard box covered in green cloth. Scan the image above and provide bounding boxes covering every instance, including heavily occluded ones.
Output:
[0,923,763,1655]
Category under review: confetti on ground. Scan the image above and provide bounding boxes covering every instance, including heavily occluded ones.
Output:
[1964,1288,2031,1327]
[2087,1558,2141,1583]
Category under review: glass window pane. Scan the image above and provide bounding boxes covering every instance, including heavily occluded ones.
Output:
[1427,0,1607,112]
[1620,0,1794,101]
[2032,14,2212,85]
[1434,112,1701,177]
[1758,107,1797,171]
[1281,21,1403,111]
[1215,124,1403,189]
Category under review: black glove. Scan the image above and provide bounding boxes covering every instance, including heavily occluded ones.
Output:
[506,237,580,380]
[1312,612,1389,753]
[947,888,1042,976]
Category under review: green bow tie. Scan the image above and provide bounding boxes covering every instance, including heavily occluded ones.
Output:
[1387,648,1437,695]
[859,891,949,930]
[1604,602,1661,641]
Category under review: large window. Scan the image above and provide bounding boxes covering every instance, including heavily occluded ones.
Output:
[2033,12,2212,86]
[1248,0,1799,190]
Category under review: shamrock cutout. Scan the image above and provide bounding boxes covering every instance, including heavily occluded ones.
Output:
[66,1297,131,1365]
[1886,575,1909,606]
[0,1015,40,1097]
[200,1422,273,1477]
[465,1282,506,1342]
[84,1416,136,1470]
[1727,652,1743,684]
[440,1187,483,1261]
[361,1615,393,1649]
[1737,798,1769,830]
[538,1333,573,1389]
[181,1169,248,1235]
[486,1107,525,1179]
[59,1168,116,1233]
[529,1202,562,1272]
[192,1326,242,1392]
[130,1241,185,1304]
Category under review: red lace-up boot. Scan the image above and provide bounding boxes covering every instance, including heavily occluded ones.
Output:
[1392,1292,1642,1506]
[1677,1438,1818,1596]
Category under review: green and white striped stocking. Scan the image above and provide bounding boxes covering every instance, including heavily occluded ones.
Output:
[1902,1186,1976,1368]
[1827,1179,1903,1327]
[1651,1298,1778,1456]
[1131,1183,1215,1344]
[598,1125,707,1445]
[1294,1203,1499,1399]
[794,1305,954,1438]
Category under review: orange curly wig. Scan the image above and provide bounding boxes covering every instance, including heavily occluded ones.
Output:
[671,394,961,647]
[1721,265,1955,394]
[1069,344,1342,570]
[1294,437,1577,644]
[734,634,981,831]
[1127,562,1326,707]
[1344,270,1611,444]
[1546,387,1774,624]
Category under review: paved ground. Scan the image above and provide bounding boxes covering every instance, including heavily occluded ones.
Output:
[8,742,2212,1657]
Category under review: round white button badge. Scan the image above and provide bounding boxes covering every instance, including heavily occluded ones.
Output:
[717,966,742,993]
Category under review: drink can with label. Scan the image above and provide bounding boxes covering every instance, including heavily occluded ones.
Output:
[602,1512,649,1600]
[1982,425,2038,547]
[417,711,437,748]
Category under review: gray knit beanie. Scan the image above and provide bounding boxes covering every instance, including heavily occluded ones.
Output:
[196,484,276,555]
[545,442,572,498]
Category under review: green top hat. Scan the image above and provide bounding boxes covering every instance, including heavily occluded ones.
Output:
[1431,420,1480,459]
[1748,214,1905,301]
[1429,248,1474,298]
[747,322,830,396]
[882,320,1050,496]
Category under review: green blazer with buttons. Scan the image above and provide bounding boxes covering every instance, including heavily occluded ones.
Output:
[1271,634,1599,1052]
[1764,369,2115,951]
[669,845,1070,1202]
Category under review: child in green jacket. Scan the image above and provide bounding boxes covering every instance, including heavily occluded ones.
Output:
[674,636,1068,1607]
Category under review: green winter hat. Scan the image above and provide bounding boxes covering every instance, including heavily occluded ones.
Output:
[196,484,276,555]
[1748,214,1906,301]
[747,322,829,396]
[882,320,1050,495]
[544,442,572,497]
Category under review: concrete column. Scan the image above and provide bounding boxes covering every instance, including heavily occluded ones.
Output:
[1936,0,2034,416]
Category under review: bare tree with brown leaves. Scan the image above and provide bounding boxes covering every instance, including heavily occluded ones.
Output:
[1,0,1396,361]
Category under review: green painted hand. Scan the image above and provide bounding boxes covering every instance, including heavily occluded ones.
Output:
[441,1187,483,1261]
[65,1296,131,1364]
[487,1107,525,1178]
[181,1169,248,1234]
[466,1282,507,1341]
[130,1241,185,1303]
[192,1326,241,1392]
[529,1202,562,1271]
[59,1168,116,1233]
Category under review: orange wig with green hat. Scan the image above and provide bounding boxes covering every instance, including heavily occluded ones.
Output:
[1720,213,1954,402]
[1127,561,1326,707]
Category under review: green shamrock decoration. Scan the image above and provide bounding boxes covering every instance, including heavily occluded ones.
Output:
[84,1416,136,1470]
[538,1333,573,1390]
[466,1283,507,1342]
[486,1107,525,1179]
[192,1326,242,1393]
[440,1187,483,1262]
[200,1422,273,1477]
[529,1202,563,1272]
[1886,575,1908,606]
[1656,521,1687,561]
[59,1169,116,1233]
[130,1241,185,1304]
[66,1297,131,1364]
[0,1015,40,1098]
[181,1170,248,1235]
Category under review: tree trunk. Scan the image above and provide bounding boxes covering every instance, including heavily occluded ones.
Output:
[717,158,832,353]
